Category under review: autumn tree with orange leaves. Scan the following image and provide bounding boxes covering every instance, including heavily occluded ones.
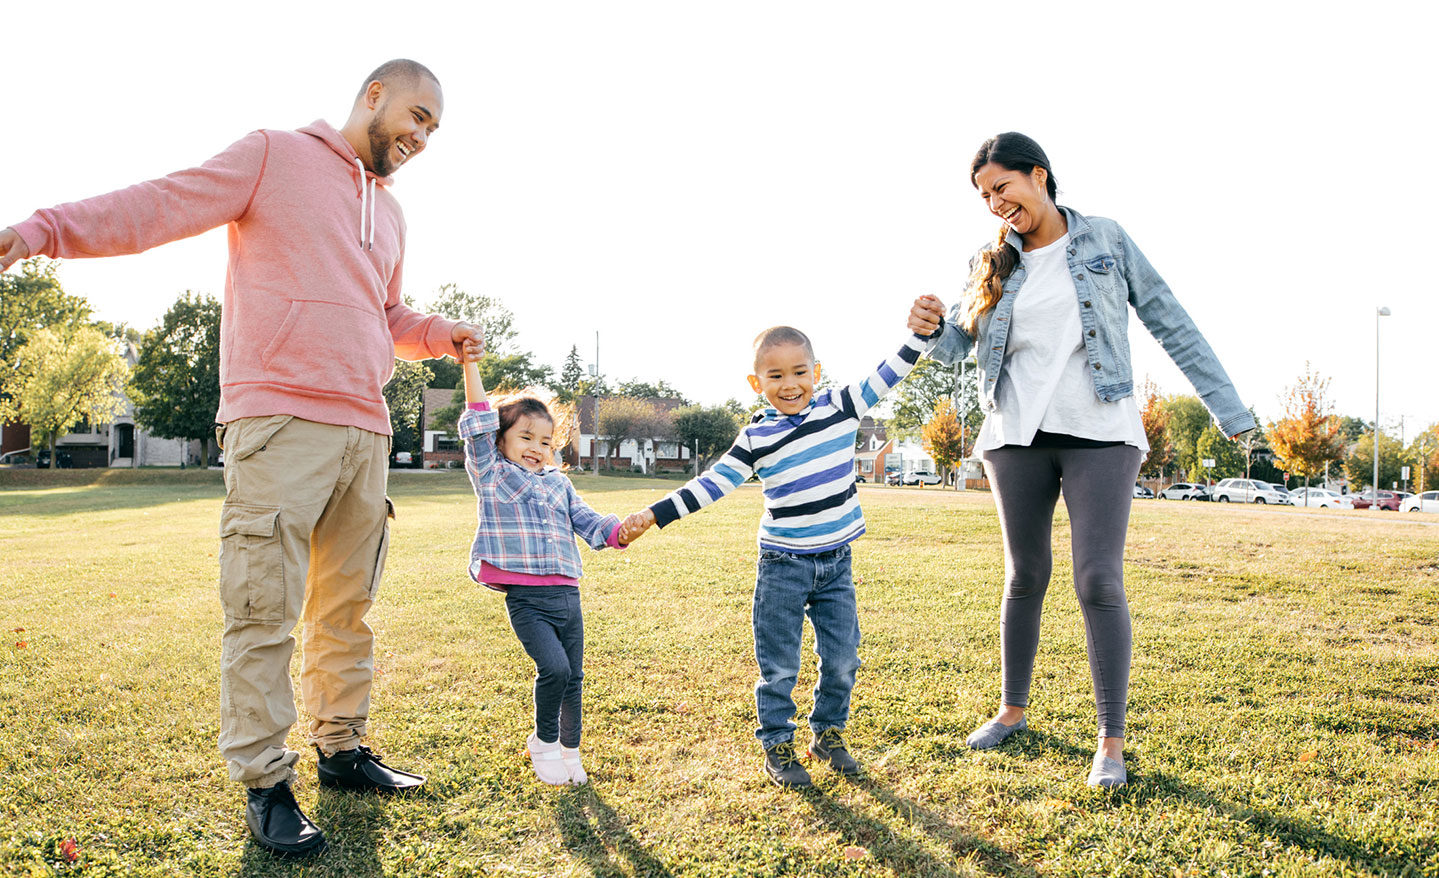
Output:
[922,398,966,490]
[1267,365,1345,486]
[1138,379,1174,479]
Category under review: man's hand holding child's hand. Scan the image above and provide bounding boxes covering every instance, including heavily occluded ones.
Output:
[617,509,655,545]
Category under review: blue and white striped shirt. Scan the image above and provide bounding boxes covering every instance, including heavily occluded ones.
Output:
[649,336,925,553]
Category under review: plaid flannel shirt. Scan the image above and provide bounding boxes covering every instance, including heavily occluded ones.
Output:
[460,406,621,583]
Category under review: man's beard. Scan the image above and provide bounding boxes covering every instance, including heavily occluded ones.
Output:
[367,113,396,177]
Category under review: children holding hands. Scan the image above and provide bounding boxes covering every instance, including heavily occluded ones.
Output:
[458,356,630,786]
[619,324,925,787]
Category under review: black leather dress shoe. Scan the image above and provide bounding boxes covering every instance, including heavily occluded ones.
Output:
[316,745,425,793]
[246,781,326,857]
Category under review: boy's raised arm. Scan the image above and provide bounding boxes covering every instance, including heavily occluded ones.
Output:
[458,358,498,474]
[836,329,929,419]
[644,428,756,531]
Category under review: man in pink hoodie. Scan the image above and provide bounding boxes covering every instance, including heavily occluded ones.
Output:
[0,59,479,857]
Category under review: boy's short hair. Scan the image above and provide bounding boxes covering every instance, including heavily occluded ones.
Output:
[752,326,815,371]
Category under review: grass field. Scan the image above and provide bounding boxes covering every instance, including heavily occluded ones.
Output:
[1,469,1436,877]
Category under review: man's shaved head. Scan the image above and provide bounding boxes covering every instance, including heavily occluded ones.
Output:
[355,59,440,102]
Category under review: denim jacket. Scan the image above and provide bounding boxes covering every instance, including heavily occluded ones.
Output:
[927,206,1257,438]
[459,406,622,582]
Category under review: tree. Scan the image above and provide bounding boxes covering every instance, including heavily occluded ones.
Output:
[1344,431,1411,491]
[432,352,556,438]
[557,345,586,403]
[1161,394,1211,480]
[1406,423,1439,494]
[1335,415,1368,444]
[1266,366,1345,487]
[1195,424,1245,480]
[889,357,979,440]
[596,397,668,472]
[0,327,128,467]
[129,291,222,463]
[420,284,519,388]
[0,259,92,405]
[672,405,742,474]
[921,398,965,489]
[384,360,433,462]
[617,378,690,404]
[1138,380,1173,479]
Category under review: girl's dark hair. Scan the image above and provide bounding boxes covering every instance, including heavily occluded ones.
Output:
[497,397,555,448]
[960,132,1059,333]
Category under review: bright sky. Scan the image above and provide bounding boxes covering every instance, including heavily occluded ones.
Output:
[6,2,1436,437]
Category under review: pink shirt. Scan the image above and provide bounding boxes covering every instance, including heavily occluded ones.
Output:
[11,121,458,435]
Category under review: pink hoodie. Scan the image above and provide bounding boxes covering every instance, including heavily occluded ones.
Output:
[12,120,459,435]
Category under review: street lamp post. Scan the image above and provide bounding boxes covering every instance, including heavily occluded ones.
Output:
[1373,306,1391,510]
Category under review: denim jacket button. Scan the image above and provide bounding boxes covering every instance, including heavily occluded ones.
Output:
[1083,301,1092,308]
[1093,363,1102,370]
[1075,273,1084,280]
[1088,329,1096,338]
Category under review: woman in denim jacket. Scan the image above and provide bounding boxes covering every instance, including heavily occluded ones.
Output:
[908,132,1255,787]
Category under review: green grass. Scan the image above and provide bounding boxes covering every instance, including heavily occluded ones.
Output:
[1,471,1437,877]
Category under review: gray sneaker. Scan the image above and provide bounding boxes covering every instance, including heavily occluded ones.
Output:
[809,727,861,776]
[965,716,1027,750]
[762,741,812,788]
[1087,754,1127,788]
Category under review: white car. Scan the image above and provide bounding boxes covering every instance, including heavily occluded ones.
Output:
[902,470,941,486]
[1400,491,1439,513]
[1158,482,1209,500]
[1288,487,1354,509]
[1212,478,1290,505]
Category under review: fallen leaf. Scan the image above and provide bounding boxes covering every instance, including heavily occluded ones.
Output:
[59,838,79,863]
[1298,750,1318,763]
[1043,798,1075,811]
[843,845,867,859]
[14,641,26,649]
[11,627,23,633]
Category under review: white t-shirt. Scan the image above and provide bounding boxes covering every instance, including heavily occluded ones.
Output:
[976,233,1148,453]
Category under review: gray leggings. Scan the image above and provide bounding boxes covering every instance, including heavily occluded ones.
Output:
[981,442,1143,739]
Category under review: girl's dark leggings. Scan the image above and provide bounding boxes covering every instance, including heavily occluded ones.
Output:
[981,442,1143,738]
[505,585,585,748]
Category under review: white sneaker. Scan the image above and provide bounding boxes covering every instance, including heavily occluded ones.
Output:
[527,733,570,785]
[561,745,588,785]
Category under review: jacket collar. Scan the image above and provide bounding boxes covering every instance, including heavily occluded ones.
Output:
[1002,205,1091,252]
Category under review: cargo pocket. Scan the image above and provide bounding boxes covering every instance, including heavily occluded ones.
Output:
[368,497,396,602]
[219,503,286,622]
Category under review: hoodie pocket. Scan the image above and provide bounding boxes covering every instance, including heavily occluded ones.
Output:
[260,300,392,400]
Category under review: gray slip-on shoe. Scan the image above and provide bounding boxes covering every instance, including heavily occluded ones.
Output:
[965,717,1027,750]
[1086,754,1127,788]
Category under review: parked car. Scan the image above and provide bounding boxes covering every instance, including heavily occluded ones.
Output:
[1350,490,1404,511]
[1288,487,1354,509]
[1399,491,1439,513]
[35,449,73,468]
[885,471,902,486]
[854,473,867,483]
[1212,478,1290,504]
[902,470,941,486]
[0,448,35,467]
[1133,483,1154,499]
[1158,482,1209,501]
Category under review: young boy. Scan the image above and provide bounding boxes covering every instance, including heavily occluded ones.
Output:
[620,325,925,787]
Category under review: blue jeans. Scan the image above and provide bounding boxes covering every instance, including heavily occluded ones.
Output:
[752,544,861,748]
[505,586,584,748]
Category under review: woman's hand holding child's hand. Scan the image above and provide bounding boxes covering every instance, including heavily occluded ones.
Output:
[617,509,655,545]
[908,295,945,337]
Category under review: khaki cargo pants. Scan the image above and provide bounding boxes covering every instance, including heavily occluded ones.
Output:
[216,415,393,788]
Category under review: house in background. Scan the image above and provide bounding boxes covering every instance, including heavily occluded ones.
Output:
[572,395,691,473]
[420,386,463,468]
[854,416,893,482]
[5,342,203,467]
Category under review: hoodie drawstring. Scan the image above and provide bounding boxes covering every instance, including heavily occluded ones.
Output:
[354,157,376,250]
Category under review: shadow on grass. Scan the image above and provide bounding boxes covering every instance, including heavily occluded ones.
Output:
[554,785,675,878]
[1009,729,1429,874]
[231,786,385,878]
[801,776,1037,878]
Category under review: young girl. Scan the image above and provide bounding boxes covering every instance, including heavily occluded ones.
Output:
[457,358,628,786]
